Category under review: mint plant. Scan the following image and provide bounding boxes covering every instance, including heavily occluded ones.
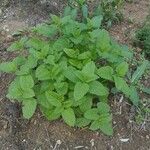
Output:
[0,14,134,135]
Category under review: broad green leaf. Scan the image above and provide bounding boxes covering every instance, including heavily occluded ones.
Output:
[99,122,113,136]
[90,29,111,51]
[40,44,49,58]
[91,15,103,28]
[116,62,129,77]
[16,55,37,76]
[37,94,51,108]
[82,4,88,19]
[62,108,75,126]
[90,120,100,130]
[51,64,61,78]
[22,98,37,119]
[64,66,79,83]
[7,42,22,51]
[0,62,17,73]
[82,61,95,75]
[69,59,82,69]
[84,108,99,120]
[45,91,62,107]
[97,102,110,114]
[63,100,73,108]
[76,118,91,127]
[97,29,111,51]
[89,81,109,96]
[54,82,68,95]
[78,51,91,60]
[19,75,34,91]
[74,82,89,101]
[35,65,51,80]
[64,48,77,58]
[13,56,26,66]
[7,40,24,51]
[97,66,113,81]
[6,78,22,100]
[114,76,130,97]
[22,89,35,98]
[40,81,54,93]
[63,6,71,16]
[79,96,92,112]
[130,86,139,106]
[44,55,55,65]
[131,60,149,83]
[35,24,57,37]
[40,106,61,121]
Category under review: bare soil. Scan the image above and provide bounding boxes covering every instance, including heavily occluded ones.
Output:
[0,0,150,150]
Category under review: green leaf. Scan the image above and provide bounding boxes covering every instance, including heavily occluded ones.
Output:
[19,75,34,91]
[90,29,111,51]
[45,91,62,107]
[44,55,55,65]
[89,81,109,96]
[64,66,79,83]
[64,48,77,58]
[84,108,99,120]
[116,62,129,77]
[0,62,17,73]
[131,60,149,83]
[76,118,91,127]
[37,94,51,108]
[99,122,113,136]
[22,98,37,119]
[91,15,103,28]
[69,59,82,69]
[130,86,139,106]
[26,38,45,50]
[62,108,75,126]
[90,120,100,130]
[7,41,23,51]
[82,61,95,75]
[13,56,26,66]
[6,78,22,100]
[96,29,111,51]
[54,82,68,95]
[82,4,88,19]
[97,66,113,81]
[74,82,89,101]
[22,89,35,99]
[78,51,91,60]
[63,6,71,16]
[79,96,92,112]
[40,106,61,121]
[35,24,57,37]
[97,102,110,114]
[114,76,130,96]
[35,65,51,80]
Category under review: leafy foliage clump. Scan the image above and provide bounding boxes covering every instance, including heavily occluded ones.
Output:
[67,0,124,28]
[135,25,150,58]
[0,14,134,135]
[95,0,124,27]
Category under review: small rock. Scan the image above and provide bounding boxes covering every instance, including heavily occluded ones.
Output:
[120,138,129,142]
[146,135,149,139]
[0,9,2,16]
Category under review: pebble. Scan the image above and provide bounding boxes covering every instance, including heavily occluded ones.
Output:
[0,9,2,16]
[146,135,149,139]
[120,138,129,142]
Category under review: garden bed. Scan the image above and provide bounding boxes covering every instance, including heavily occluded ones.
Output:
[0,0,150,149]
